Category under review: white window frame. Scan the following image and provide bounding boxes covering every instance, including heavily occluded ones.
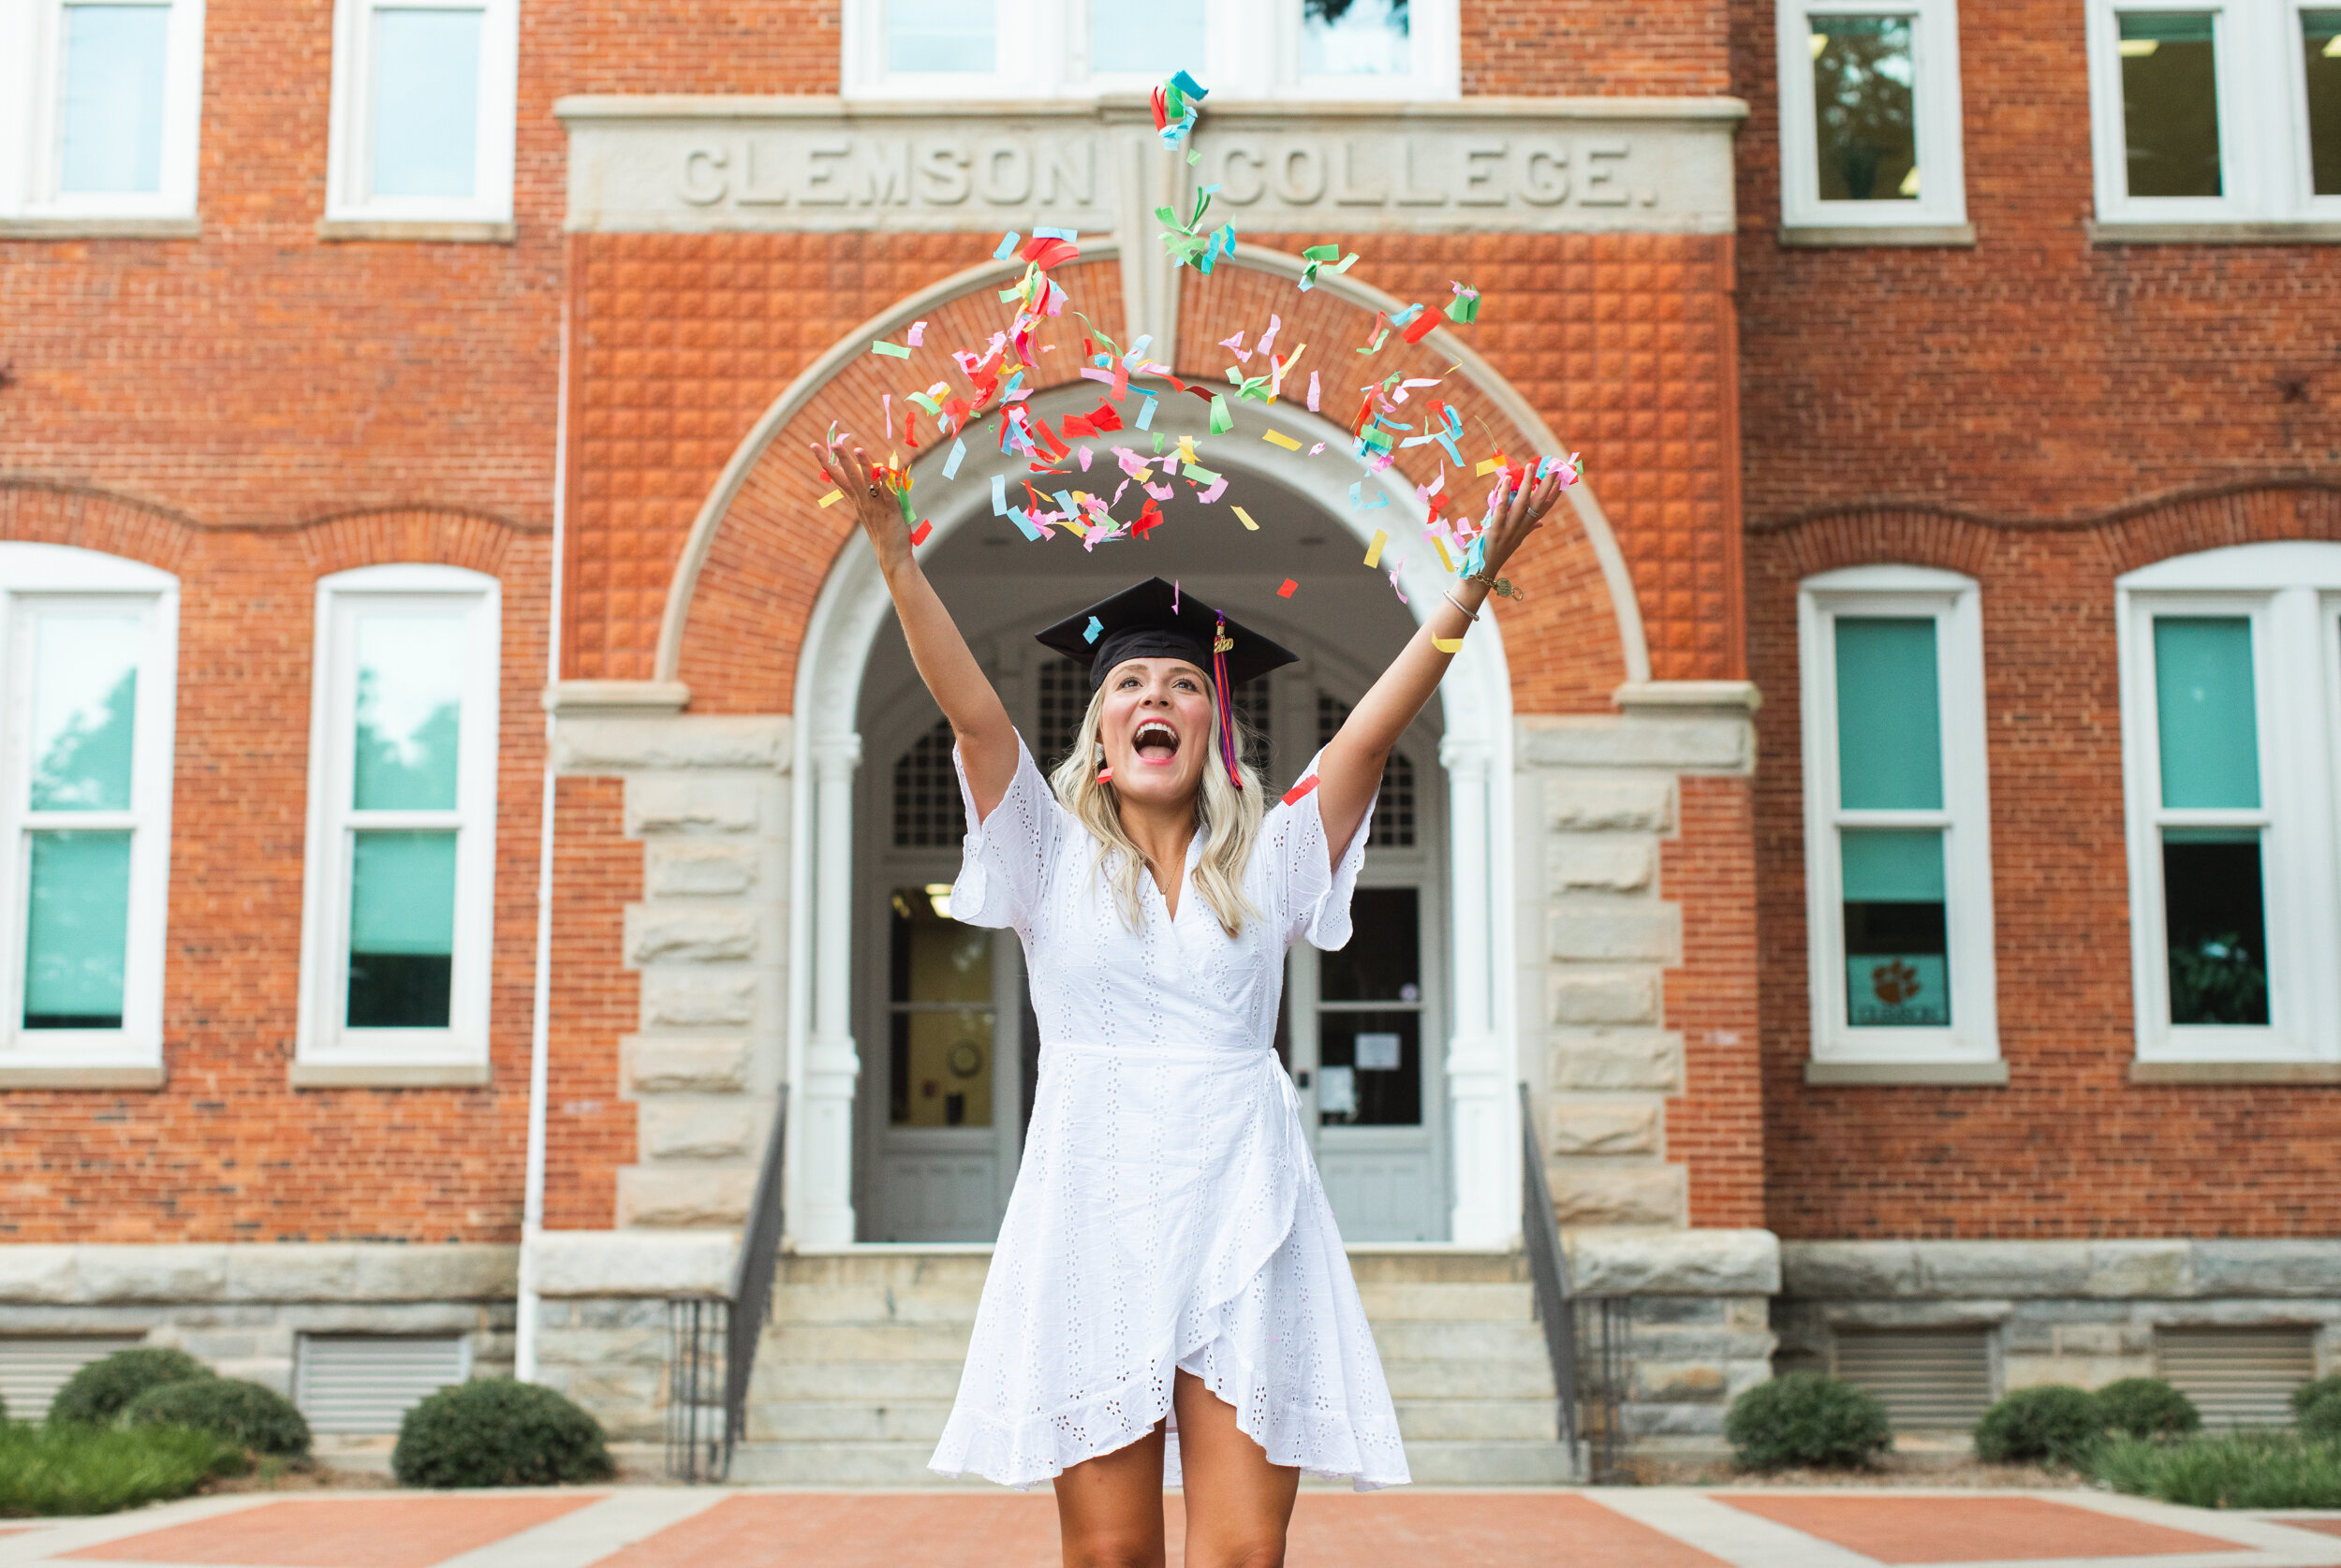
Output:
[1774,0,1970,232]
[0,544,178,1076]
[2086,0,2341,227]
[0,0,206,224]
[842,0,1460,101]
[2117,543,2341,1065]
[295,565,500,1072]
[322,0,519,227]
[1799,565,1999,1066]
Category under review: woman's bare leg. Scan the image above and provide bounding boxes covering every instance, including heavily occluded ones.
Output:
[1053,1420,1168,1568]
[1173,1370,1300,1568]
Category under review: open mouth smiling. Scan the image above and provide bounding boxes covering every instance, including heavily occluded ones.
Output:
[1133,720,1181,765]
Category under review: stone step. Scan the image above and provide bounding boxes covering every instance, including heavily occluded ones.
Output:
[756,1359,967,1401]
[775,1253,994,1288]
[754,1399,957,1443]
[1401,1440,1582,1486]
[1354,1281,1535,1319]
[1392,1398,1561,1443]
[728,1441,981,1487]
[1380,1356,1554,1400]
[1345,1252,1525,1285]
[768,1283,987,1324]
[1368,1317,1544,1361]
[759,1321,979,1362]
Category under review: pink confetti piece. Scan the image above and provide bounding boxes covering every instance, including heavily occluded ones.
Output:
[1307,372,1320,412]
[1256,315,1282,360]
[883,394,893,439]
[1388,567,1407,604]
[1078,447,1094,472]
[1308,442,1326,456]
[1219,329,1250,364]
[907,320,927,346]
[1197,476,1229,503]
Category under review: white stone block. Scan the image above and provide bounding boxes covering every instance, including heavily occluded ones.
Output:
[641,967,756,1028]
[1547,1164,1686,1228]
[644,840,758,898]
[348,1245,518,1302]
[639,1097,758,1162]
[1519,714,1754,773]
[625,774,760,836]
[528,1229,737,1297]
[615,1167,755,1229]
[1571,1228,1782,1296]
[1549,903,1682,964]
[2088,1241,2194,1298]
[74,1246,229,1303]
[1550,1030,1685,1092]
[557,714,788,774]
[626,904,758,965]
[1548,968,1662,1026]
[622,1035,752,1095]
[1542,773,1675,833]
[0,1246,80,1303]
[1546,1099,1663,1157]
[1548,834,1656,894]
[223,1247,358,1302]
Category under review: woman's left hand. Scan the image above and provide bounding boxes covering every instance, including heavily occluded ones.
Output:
[1480,464,1568,577]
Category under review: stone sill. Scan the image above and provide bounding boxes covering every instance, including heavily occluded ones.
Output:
[316,219,516,244]
[0,217,200,240]
[544,679,691,716]
[554,93,1752,125]
[0,1065,166,1090]
[1806,1060,2009,1086]
[289,1061,492,1088]
[2130,1061,2341,1085]
[1613,679,1762,716]
[1778,223,1976,248]
[2087,220,2341,245]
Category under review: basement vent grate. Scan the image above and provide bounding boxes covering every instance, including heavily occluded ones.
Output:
[2157,1327,2319,1427]
[0,1337,145,1421]
[1832,1327,1994,1429]
[295,1335,469,1434]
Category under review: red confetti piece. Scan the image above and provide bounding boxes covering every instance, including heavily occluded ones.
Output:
[909,520,933,546]
[1276,579,1298,598]
[1401,311,1441,344]
[1281,774,1319,806]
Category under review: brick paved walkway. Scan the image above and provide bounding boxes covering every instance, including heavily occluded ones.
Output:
[3,1488,2338,1568]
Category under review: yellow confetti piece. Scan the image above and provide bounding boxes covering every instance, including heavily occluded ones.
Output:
[1432,535,1456,572]
[1134,468,1153,483]
[1061,515,1088,538]
[1363,529,1388,568]
[1434,636,1465,653]
[1262,430,1303,451]
[1234,506,1260,532]
[817,490,846,508]
[1475,457,1501,476]
[1178,435,1199,463]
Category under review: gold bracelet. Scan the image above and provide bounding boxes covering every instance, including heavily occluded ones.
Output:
[1465,570,1525,603]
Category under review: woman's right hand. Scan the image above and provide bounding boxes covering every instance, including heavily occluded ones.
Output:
[813,432,915,577]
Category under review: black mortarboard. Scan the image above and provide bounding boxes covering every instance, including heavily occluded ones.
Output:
[1035,578,1298,692]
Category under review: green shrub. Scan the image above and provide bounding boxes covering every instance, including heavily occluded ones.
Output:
[2300,1389,2341,1442]
[391,1379,613,1488]
[49,1347,213,1429]
[1725,1373,1893,1471]
[2098,1431,2341,1509]
[125,1378,311,1458]
[2293,1376,2341,1419]
[2095,1377,2201,1440]
[0,1421,238,1517]
[1975,1385,2103,1467]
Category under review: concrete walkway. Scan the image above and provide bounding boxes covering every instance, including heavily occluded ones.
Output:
[3,1487,2339,1568]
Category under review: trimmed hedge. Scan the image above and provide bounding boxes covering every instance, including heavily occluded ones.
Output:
[125,1378,312,1458]
[1725,1373,1892,1471]
[0,1422,239,1517]
[50,1348,213,1429]
[2095,1378,2201,1440]
[2294,1377,2341,1419]
[2098,1431,2341,1509]
[1975,1385,2103,1468]
[2300,1389,2341,1442]
[392,1380,614,1488]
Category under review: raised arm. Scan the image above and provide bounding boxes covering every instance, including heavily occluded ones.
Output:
[1314,465,1569,862]
[815,432,1020,821]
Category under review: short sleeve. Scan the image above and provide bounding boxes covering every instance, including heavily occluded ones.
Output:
[1262,746,1377,951]
[949,733,1066,933]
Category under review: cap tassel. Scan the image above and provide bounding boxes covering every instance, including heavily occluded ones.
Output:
[1212,614,1243,789]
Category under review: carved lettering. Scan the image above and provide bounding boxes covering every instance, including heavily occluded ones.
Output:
[978,142,1032,204]
[852,140,911,205]
[918,143,972,204]
[1040,140,1096,204]
[1581,139,1629,206]
[801,140,850,205]
[1397,140,1446,207]
[1218,142,1266,205]
[1334,139,1385,206]
[1274,145,1327,205]
[736,140,788,207]
[680,145,728,206]
[1457,139,1507,207]
[1521,147,1569,205]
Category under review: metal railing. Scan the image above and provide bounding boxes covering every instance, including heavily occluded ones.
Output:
[664,1084,788,1482]
[1518,1082,1581,1463]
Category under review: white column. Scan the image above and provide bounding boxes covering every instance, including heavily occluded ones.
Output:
[1442,734,1516,1248]
[794,733,862,1246]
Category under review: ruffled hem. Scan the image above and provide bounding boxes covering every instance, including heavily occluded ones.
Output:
[1285,747,1377,951]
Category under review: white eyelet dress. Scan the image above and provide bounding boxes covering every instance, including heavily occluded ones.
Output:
[925,735,1411,1492]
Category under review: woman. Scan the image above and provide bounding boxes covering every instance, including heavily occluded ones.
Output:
[816,431,1568,1568]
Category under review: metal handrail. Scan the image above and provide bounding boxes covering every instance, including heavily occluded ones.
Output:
[723,1084,789,1473]
[1518,1082,1580,1459]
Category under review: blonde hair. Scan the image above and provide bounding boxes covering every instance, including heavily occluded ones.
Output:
[1047,673,1266,937]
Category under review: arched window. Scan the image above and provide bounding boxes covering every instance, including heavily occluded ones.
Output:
[891,718,960,847]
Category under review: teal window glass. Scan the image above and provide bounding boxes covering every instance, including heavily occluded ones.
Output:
[1301,0,1410,76]
[370,7,482,199]
[352,614,464,810]
[1834,617,1943,810]
[887,0,996,73]
[23,830,131,1029]
[1810,15,1919,201]
[2162,828,2268,1025]
[2119,12,2222,197]
[2153,617,2259,809]
[1089,0,1204,74]
[28,614,140,812]
[59,3,169,195]
[347,829,456,1027]
[1842,828,1950,1027]
[2304,12,2341,196]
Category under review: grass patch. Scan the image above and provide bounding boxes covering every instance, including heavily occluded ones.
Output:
[2096,1430,2341,1509]
[0,1421,242,1517]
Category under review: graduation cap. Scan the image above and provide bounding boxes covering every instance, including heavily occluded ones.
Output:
[1035,578,1297,787]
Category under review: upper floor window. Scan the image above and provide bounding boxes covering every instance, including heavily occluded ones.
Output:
[843,0,1459,100]
[324,0,518,227]
[1774,0,1970,234]
[0,0,206,225]
[2086,0,2341,227]
[2117,543,2341,1065]
[0,545,178,1079]
[297,566,500,1077]
[1798,566,1999,1069]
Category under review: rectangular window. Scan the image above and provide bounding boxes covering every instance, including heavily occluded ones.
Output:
[2304,9,2341,193]
[0,547,178,1078]
[1799,568,1997,1066]
[1775,0,1968,233]
[324,0,517,227]
[297,567,498,1075]
[0,0,205,223]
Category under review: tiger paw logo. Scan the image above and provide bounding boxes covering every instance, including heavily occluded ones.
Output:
[1870,959,1923,1006]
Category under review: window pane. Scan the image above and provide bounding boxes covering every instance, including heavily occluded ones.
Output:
[1301,0,1410,77]
[370,7,481,199]
[2153,617,2259,810]
[1833,617,1943,811]
[888,887,994,1004]
[1842,828,1950,1027]
[346,829,455,1027]
[23,830,131,1029]
[888,0,996,73]
[2162,828,2268,1025]
[58,3,169,195]
[28,614,140,812]
[352,613,464,810]
[1090,0,1204,74]
[888,1008,994,1127]
[1319,887,1419,1002]
[1809,15,1919,202]
[2306,11,2341,196]
[2119,12,2222,198]
[1318,1010,1421,1125]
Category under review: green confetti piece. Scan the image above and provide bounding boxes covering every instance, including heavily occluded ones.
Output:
[1208,395,1233,434]
[870,340,912,359]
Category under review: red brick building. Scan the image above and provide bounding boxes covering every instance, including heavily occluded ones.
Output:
[0,0,2332,1469]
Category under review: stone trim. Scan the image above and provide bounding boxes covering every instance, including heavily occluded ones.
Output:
[0,1243,516,1305]
[2087,220,2341,245]
[0,1066,166,1090]
[1778,223,1977,247]
[2130,1062,2341,1085]
[287,1062,492,1088]
[1804,1061,2010,1086]
[543,679,692,717]
[1568,1228,1782,1296]
[315,220,517,243]
[0,217,201,240]
[1783,1238,2341,1299]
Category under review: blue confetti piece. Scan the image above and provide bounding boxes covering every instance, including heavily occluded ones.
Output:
[943,437,967,479]
[991,474,1009,515]
[1390,302,1423,329]
[994,230,1021,259]
[1137,394,1158,430]
[1348,481,1363,509]
[1036,226,1077,241]
[1170,68,1208,99]
[1053,490,1078,518]
[1010,507,1045,542]
[1083,614,1103,644]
